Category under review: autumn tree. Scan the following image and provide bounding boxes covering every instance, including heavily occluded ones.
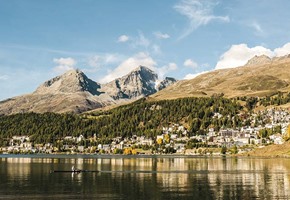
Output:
[283,125,290,141]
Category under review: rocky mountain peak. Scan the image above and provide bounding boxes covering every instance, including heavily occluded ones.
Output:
[133,65,153,73]
[101,66,169,100]
[129,65,158,82]
[272,54,290,63]
[156,77,177,91]
[35,69,101,95]
[245,55,272,67]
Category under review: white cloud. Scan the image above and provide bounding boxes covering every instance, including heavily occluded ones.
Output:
[104,54,120,63]
[118,35,129,43]
[184,74,196,80]
[154,31,170,39]
[53,57,76,73]
[184,70,209,80]
[250,21,264,35]
[53,57,76,66]
[100,52,156,83]
[99,53,179,83]
[215,42,290,70]
[129,32,165,54]
[184,42,290,79]
[174,0,230,39]
[157,63,178,79]
[134,32,150,48]
[88,55,101,67]
[0,75,9,80]
[274,43,290,57]
[88,54,121,68]
[215,44,274,69]
[152,44,162,54]
[53,65,74,73]
[184,59,198,68]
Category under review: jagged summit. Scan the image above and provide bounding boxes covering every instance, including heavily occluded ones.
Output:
[35,69,101,95]
[245,54,290,67]
[100,65,176,100]
[128,66,158,82]
[272,54,290,63]
[245,55,272,67]
[156,77,177,91]
[133,65,153,72]
[101,66,159,99]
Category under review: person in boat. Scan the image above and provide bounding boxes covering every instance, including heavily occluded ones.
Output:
[72,165,80,172]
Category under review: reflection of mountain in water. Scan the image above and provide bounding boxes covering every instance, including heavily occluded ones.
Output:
[1,156,289,199]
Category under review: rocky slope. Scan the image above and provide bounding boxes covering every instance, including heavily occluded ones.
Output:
[244,55,272,67]
[151,54,290,100]
[101,66,177,100]
[101,66,158,100]
[156,77,177,91]
[35,69,102,95]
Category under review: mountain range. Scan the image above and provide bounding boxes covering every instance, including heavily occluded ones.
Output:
[2,53,290,115]
[0,66,176,115]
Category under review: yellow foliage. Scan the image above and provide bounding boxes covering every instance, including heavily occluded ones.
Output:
[283,125,290,141]
[131,149,138,155]
[90,146,96,153]
[157,138,163,145]
[164,134,170,144]
[123,148,132,155]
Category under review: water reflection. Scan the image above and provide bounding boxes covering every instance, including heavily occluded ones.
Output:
[0,156,290,199]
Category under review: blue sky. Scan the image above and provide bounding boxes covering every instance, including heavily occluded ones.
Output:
[1,0,290,100]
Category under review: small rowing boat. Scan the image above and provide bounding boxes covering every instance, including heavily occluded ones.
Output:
[52,170,82,173]
[51,166,99,173]
[51,170,99,173]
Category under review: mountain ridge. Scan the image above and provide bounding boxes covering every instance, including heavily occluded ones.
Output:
[2,53,290,115]
[0,66,176,115]
[151,54,290,100]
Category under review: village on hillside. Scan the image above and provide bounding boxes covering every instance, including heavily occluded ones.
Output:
[1,108,290,155]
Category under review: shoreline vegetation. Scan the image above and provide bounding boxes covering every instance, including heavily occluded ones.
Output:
[1,153,290,159]
[2,142,290,158]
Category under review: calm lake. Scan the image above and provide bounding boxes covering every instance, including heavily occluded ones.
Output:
[0,155,289,199]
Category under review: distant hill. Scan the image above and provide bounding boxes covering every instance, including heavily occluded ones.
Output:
[151,54,290,100]
[0,66,176,115]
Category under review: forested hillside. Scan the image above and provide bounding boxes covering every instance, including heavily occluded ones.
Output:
[0,97,245,145]
[2,91,290,147]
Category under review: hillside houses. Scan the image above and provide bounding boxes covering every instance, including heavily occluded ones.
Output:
[1,108,290,155]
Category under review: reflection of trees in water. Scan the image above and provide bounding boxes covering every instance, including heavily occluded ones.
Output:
[1,157,290,199]
[210,173,257,200]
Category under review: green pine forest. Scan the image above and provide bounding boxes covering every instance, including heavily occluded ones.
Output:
[1,93,290,146]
